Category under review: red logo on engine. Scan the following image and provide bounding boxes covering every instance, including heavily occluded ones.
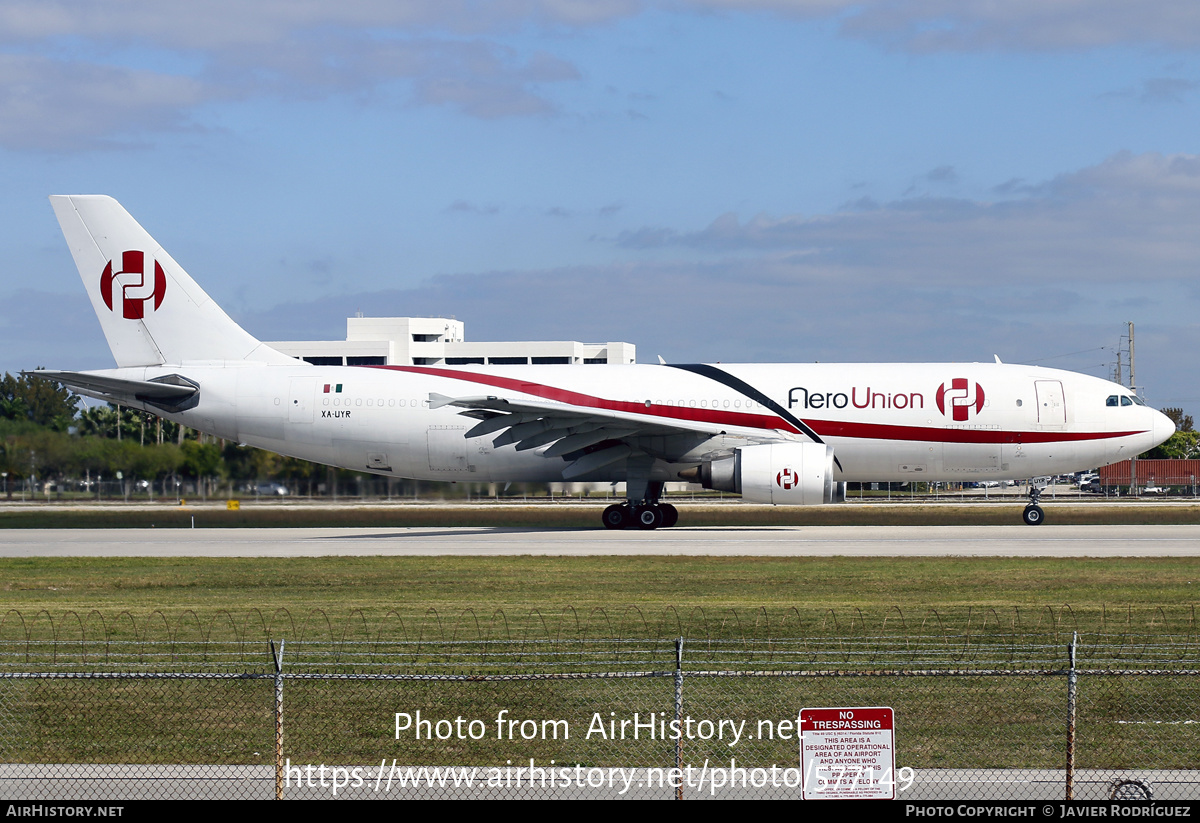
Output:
[100,251,166,319]
[936,379,985,422]
[776,468,797,490]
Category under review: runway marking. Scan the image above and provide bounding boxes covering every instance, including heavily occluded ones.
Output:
[3,525,1200,557]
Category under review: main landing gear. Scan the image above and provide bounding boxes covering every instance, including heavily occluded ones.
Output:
[602,478,678,530]
[602,501,679,530]
[1022,481,1046,526]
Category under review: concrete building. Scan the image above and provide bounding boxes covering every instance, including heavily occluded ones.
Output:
[268,316,636,367]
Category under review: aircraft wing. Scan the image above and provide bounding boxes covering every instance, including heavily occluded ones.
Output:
[25,370,199,411]
[429,391,795,478]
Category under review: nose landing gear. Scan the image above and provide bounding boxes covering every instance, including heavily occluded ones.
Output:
[1022,480,1047,526]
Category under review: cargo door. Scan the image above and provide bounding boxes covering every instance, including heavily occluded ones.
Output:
[1034,380,1066,426]
[288,378,315,424]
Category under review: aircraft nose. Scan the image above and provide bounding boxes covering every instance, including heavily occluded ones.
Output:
[1152,409,1176,448]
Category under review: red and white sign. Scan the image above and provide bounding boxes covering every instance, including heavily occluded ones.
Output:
[800,706,895,800]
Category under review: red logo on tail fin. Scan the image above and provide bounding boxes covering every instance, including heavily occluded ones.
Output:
[100,251,166,319]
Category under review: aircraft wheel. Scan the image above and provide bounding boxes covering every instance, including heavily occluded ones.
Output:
[1110,779,1153,801]
[1022,505,1045,526]
[634,505,664,530]
[660,504,679,528]
[602,504,628,530]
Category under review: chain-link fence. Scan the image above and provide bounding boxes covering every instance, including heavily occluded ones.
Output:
[3,635,1199,800]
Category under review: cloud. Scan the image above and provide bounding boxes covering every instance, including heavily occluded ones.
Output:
[232,254,1183,394]
[1103,77,1198,105]
[825,0,1200,51]
[614,152,1200,286]
[446,200,501,215]
[902,165,958,197]
[681,1,1200,51]
[223,37,581,117]
[0,54,211,151]
[0,5,586,149]
[924,165,957,184]
[6,0,1199,149]
[0,289,111,373]
[10,151,1195,400]
[0,1,644,49]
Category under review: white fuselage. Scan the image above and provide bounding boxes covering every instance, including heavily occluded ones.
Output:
[102,360,1172,485]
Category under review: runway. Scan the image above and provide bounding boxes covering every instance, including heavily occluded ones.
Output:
[2,524,1199,557]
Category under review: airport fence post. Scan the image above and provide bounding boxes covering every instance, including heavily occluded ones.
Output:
[675,636,684,801]
[1065,632,1077,801]
[272,639,285,801]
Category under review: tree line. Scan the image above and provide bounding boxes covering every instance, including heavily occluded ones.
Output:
[1144,408,1199,460]
[0,372,329,499]
[3,371,1197,500]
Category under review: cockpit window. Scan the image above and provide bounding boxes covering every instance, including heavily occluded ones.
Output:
[1106,395,1119,407]
[1132,396,1146,406]
[1121,396,1133,406]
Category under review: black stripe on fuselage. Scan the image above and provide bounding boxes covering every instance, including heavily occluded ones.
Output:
[666,364,843,472]
[665,363,824,443]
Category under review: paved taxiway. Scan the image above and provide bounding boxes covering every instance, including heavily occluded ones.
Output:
[2,524,1199,557]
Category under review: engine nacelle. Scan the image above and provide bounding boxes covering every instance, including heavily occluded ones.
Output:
[684,442,836,505]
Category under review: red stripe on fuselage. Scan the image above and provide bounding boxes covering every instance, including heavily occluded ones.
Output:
[365,365,1145,445]
[369,365,783,429]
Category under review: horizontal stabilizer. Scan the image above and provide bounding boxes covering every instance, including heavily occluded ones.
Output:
[26,370,199,411]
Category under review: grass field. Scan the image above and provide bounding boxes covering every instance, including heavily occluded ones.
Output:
[2,555,1199,645]
[3,523,1200,773]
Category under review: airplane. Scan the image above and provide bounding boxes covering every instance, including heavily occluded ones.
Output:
[29,195,1176,529]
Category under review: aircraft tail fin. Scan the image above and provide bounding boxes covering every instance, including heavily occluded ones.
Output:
[49,195,296,368]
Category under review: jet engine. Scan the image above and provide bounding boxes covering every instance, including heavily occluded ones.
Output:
[680,442,836,505]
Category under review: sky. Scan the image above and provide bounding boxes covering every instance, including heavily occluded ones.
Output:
[3,0,1199,409]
